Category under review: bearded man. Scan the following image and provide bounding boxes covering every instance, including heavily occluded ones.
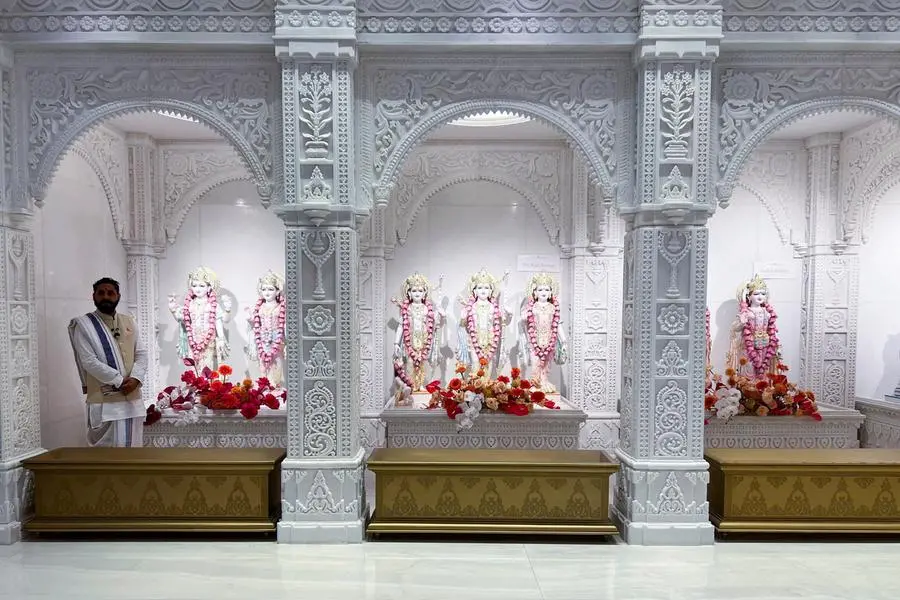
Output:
[68,277,147,447]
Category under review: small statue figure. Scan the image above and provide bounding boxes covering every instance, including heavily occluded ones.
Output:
[245,271,286,388]
[391,273,446,404]
[168,266,232,373]
[727,274,781,378]
[519,273,568,393]
[457,268,512,377]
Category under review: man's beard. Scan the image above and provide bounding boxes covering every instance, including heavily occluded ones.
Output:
[95,299,118,315]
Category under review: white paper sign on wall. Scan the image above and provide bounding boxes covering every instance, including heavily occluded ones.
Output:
[518,254,560,273]
[753,261,796,279]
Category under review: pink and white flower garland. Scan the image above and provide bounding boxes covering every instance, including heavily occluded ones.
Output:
[252,298,286,372]
[182,291,218,361]
[741,302,779,377]
[466,297,502,364]
[525,297,560,368]
[400,299,436,367]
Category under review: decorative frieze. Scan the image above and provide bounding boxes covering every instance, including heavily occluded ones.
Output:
[721,0,900,35]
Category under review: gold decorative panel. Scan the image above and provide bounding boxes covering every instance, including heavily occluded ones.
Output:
[23,448,284,533]
[707,449,900,534]
[367,448,618,536]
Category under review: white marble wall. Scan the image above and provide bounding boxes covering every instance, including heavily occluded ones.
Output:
[33,152,128,449]
[157,179,283,387]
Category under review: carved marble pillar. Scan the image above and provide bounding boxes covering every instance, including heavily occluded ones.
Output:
[613,2,720,545]
[123,134,164,408]
[358,206,387,450]
[275,2,365,543]
[0,43,42,545]
[568,160,624,451]
[798,134,858,409]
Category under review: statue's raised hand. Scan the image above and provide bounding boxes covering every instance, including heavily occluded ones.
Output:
[167,294,178,313]
[221,295,233,313]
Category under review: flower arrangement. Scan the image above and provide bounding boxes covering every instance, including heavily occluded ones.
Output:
[705,361,820,423]
[427,358,559,430]
[147,358,285,425]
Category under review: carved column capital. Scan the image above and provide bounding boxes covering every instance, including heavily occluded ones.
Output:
[636,2,722,61]
[274,1,358,62]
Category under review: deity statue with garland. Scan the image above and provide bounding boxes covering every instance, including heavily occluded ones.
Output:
[727,274,781,379]
[168,266,232,373]
[518,272,568,394]
[457,268,513,377]
[245,271,286,388]
[391,272,446,406]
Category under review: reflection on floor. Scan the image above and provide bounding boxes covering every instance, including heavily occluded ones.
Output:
[0,539,898,599]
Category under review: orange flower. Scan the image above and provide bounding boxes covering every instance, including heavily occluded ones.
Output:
[242,378,253,388]
[218,365,233,376]
[756,406,769,416]
[448,378,462,391]
[455,363,466,374]
[479,357,489,367]
[476,369,485,378]
[210,371,220,380]
[739,357,748,365]
[724,368,735,377]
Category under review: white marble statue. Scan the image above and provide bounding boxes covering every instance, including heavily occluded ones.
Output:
[519,272,568,393]
[456,268,512,377]
[727,274,781,379]
[245,270,286,387]
[168,266,232,373]
[391,273,446,401]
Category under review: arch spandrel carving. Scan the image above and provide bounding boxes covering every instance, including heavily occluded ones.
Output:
[716,56,900,204]
[359,56,627,212]
[392,144,565,246]
[70,124,128,240]
[17,53,278,208]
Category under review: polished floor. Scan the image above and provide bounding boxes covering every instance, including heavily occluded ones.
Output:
[1,539,898,599]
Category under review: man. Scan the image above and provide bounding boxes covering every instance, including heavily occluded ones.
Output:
[68,277,147,447]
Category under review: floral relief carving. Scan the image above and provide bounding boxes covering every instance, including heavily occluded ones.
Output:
[657,304,688,335]
[721,1,900,34]
[303,380,337,457]
[305,305,335,336]
[392,144,564,245]
[363,56,620,198]
[20,52,275,205]
[304,341,335,379]
[654,380,687,457]
[659,65,694,161]
[656,340,688,377]
[297,65,333,159]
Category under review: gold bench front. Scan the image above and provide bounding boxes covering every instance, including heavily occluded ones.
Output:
[23,447,285,533]
[367,448,618,536]
[706,448,900,534]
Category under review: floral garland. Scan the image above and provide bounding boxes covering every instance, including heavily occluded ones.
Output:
[252,298,286,373]
[400,299,435,367]
[525,297,560,366]
[741,302,779,376]
[465,297,502,364]
[182,291,218,360]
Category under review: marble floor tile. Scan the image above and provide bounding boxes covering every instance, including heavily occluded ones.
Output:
[1,540,899,600]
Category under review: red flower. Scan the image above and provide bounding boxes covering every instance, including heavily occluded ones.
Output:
[509,387,524,399]
[448,378,462,391]
[257,377,272,389]
[181,371,196,384]
[811,412,823,421]
[144,404,162,426]
[510,368,521,379]
[503,402,529,416]
[218,365,233,377]
[530,391,546,403]
[520,379,532,390]
[497,375,510,384]
[755,380,768,391]
[240,403,259,420]
[263,393,280,410]
[544,400,559,410]
[425,380,442,394]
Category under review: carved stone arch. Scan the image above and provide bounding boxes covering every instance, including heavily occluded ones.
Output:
[858,153,900,243]
[18,53,277,208]
[69,131,126,240]
[717,97,900,205]
[165,168,253,244]
[377,100,613,202]
[733,181,790,245]
[397,173,559,247]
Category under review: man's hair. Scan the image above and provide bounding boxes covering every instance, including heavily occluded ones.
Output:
[92,277,120,294]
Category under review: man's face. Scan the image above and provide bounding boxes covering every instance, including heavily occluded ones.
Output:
[93,283,120,315]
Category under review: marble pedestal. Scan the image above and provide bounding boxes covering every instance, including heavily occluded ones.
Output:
[704,405,864,450]
[143,408,287,449]
[857,397,900,449]
[380,396,586,450]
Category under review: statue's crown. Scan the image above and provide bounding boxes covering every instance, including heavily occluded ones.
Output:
[187,266,219,291]
[258,270,284,292]
[402,272,430,298]
[468,268,498,293]
[527,272,557,297]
